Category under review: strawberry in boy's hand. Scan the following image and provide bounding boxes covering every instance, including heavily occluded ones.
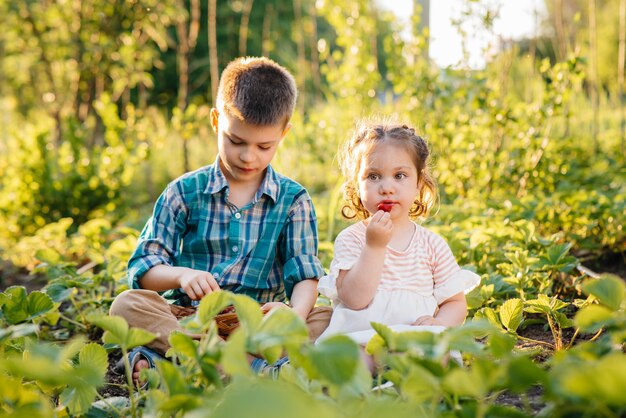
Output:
[377,201,394,212]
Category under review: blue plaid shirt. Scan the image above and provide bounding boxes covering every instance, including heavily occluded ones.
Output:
[127,157,325,305]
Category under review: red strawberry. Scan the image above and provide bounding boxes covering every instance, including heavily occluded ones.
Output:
[377,202,394,212]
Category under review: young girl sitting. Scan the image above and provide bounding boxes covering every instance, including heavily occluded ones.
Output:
[317,118,480,348]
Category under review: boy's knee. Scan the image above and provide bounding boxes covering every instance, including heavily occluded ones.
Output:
[109,289,156,317]
[306,306,333,341]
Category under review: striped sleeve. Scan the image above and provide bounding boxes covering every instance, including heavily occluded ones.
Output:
[428,232,481,303]
[281,190,325,297]
[127,182,188,288]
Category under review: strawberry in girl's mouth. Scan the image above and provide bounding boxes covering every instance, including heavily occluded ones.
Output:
[377,201,395,212]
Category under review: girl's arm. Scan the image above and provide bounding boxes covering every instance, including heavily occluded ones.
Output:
[337,211,392,310]
[413,291,467,327]
[336,245,386,310]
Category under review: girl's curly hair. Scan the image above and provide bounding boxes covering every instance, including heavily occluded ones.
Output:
[338,116,438,221]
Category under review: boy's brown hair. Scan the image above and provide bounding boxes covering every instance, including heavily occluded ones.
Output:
[216,56,297,126]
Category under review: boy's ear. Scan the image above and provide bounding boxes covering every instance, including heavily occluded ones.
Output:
[280,123,292,139]
[210,108,219,133]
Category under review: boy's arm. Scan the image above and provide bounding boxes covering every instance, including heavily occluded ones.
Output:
[140,265,220,301]
[278,191,325,311]
[287,279,318,321]
[128,184,188,291]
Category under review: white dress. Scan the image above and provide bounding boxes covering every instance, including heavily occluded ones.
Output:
[317,221,480,344]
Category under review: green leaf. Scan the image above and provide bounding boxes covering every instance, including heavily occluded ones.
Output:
[524,295,552,314]
[89,314,128,343]
[252,307,308,363]
[582,274,625,311]
[79,343,108,378]
[552,353,626,406]
[305,335,360,385]
[168,333,198,359]
[35,248,62,265]
[25,291,55,320]
[1,287,55,324]
[574,304,614,333]
[221,329,253,377]
[474,307,502,328]
[499,299,523,332]
[60,384,97,416]
[197,291,232,324]
[488,331,516,358]
[398,364,441,401]
[231,294,264,333]
[125,327,157,350]
[443,368,485,398]
[504,356,546,393]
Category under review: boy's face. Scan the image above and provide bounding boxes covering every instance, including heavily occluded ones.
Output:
[210,108,290,185]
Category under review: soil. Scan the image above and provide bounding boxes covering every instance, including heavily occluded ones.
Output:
[101,350,131,399]
[0,260,47,292]
[585,251,626,280]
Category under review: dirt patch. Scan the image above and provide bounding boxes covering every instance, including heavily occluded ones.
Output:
[580,251,626,280]
[495,386,544,414]
[101,350,130,399]
[0,260,47,292]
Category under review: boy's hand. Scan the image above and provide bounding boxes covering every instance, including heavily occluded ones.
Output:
[412,315,447,327]
[178,268,221,301]
[365,210,393,248]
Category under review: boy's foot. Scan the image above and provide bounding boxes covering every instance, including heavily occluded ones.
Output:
[113,346,164,390]
[132,358,150,387]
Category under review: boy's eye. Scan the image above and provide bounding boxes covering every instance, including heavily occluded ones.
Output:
[259,145,272,151]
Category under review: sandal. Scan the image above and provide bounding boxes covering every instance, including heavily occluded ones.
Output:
[250,356,290,380]
[113,346,165,390]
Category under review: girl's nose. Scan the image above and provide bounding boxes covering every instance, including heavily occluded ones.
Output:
[379,179,394,194]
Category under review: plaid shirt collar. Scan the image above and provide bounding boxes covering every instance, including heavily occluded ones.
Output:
[203,156,279,204]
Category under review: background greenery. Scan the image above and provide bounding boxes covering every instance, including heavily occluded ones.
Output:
[0,0,625,417]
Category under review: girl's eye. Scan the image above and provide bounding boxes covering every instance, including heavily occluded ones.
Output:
[395,173,407,179]
[367,173,380,180]
[259,146,272,151]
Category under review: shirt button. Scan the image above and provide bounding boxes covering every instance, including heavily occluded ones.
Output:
[232,245,239,252]
[213,272,219,278]
[234,212,241,219]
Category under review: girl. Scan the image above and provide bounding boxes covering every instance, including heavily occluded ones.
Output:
[317,118,480,346]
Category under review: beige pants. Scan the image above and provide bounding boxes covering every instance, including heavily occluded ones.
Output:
[109,289,332,354]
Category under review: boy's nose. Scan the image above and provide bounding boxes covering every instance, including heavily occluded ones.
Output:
[240,148,255,163]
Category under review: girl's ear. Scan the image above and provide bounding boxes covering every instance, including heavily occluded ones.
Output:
[210,108,219,133]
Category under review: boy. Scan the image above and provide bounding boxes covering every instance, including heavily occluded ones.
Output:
[110,57,331,382]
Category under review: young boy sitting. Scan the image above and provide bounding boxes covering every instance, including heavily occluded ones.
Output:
[110,56,331,384]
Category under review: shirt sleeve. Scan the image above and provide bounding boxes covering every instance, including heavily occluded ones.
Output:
[127,182,189,289]
[317,226,363,302]
[279,190,326,298]
[429,232,480,304]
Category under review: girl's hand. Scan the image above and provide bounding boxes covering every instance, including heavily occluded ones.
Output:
[412,315,447,326]
[365,210,393,248]
[178,268,221,301]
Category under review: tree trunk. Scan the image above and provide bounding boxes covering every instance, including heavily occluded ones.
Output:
[308,2,321,99]
[293,0,306,113]
[617,0,626,154]
[262,3,273,57]
[553,0,567,61]
[239,0,254,56]
[208,0,219,105]
[588,0,599,154]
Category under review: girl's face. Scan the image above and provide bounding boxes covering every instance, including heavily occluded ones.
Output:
[357,140,420,220]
